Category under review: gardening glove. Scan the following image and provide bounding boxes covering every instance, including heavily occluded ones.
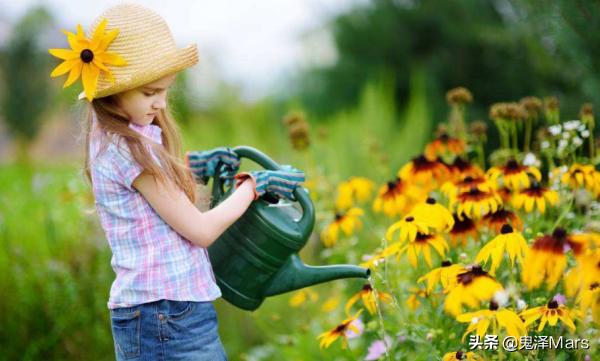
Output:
[185,147,241,184]
[234,165,305,201]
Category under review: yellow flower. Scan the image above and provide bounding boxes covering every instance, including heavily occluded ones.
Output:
[345,284,393,315]
[372,177,423,217]
[321,296,341,313]
[481,208,523,233]
[441,175,493,200]
[398,155,450,190]
[521,228,583,290]
[444,265,504,316]
[452,185,502,219]
[320,208,364,247]
[442,351,483,361]
[406,287,428,311]
[335,177,375,210]
[475,224,529,276]
[561,163,597,191]
[317,310,363,349]
[417,260,466,294]
[487,159,541,190]
[577,283,600,324]
[410,197,455,232]
[359,252,387,270]
[457,301,527,341]
[385,215,431,244]
[446,157,485,182]
[449,214,478,247]
[425,133,466,159]
[48,18,127,101]
[520,299,577,332]
[397,233,449,268]
[289,288,318,307]
[511,182,559,214]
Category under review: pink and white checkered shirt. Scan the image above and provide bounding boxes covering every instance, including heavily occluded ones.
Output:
[89,117,221,309]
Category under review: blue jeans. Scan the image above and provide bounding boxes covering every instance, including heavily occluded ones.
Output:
[110,299,228,361]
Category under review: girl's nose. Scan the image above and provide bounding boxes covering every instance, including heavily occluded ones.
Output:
[152,95,167,110]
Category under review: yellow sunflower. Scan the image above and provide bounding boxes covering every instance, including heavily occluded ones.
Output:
[425,133,466,159]
[475,224,529,276]
[418,260,466,294]
[441,175,493,200]
[385,215,431,244]
[317,310,363,349]
[444,265,504,316]
[320,208,364,247]
[335,177,375,210]
[442,351,483,361]
[398,155,450,190]
[457,301,527,341]
[452,185,502,219]
[481,208,523,233]
[345,283,393,315]
[561,163,597,192]
[393,233,449,268]
[445,157,485,182]
[49,18,127,101]
[577,282,600,324]
[511,181,559,214]
[520,299,577,332]
[449,214,478,247]
[406,287,429,311]
[487,159,542,190]
[521,228,583,290]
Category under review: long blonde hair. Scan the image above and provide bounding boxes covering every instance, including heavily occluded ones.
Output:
[83,96,197,203]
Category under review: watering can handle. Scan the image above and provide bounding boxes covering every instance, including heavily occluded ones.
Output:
[211,146,314,233]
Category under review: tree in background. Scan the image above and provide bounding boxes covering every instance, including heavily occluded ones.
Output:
[0,7,54,162]
[295,0,592,125]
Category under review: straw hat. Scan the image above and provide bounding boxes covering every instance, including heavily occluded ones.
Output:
[88,3,198,99]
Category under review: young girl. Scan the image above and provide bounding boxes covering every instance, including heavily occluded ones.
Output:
[49,4,304,360]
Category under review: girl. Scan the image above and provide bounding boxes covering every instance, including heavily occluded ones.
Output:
[48,4,304,360]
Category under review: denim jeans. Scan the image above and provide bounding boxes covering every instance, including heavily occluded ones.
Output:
[110,299,228,361]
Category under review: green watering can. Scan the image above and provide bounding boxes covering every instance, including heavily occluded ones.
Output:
[207,146,370,311]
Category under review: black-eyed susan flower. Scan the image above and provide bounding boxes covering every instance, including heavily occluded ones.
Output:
[475,224,529,276]
[577,282,600,324]
[385,215,431,244]
[561,164,597,192]
[320,208,364,247]
[406,287,428,311]
[418,260,466,293]
[444,265,504,316]
[445,157,485,181]
[487,159,541,191]
[345,284,393,315]
[49,19,127,101]
[457,301,527,341]
[449,214,478,247]
[520,299,577,332]
[496,186,513,204]
[441,175,492,200]
[410,197,455,232]
[336,177,375,210]
[372,177,423,217]
[452,185,502,219]
[395,233,449,268]
[481,208,523,233]
[317,310,363,349]
[425,133,466,159]
[289,288,319,307]
[521,228,583,290]
[512,181,559,214]
[398,155,450,189]
[442,351,483,361]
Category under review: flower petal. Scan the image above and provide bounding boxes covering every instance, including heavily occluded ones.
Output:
[48,48,79,60]
[81,63,100,101]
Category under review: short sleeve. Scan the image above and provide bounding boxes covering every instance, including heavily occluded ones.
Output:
[95,141,144,191]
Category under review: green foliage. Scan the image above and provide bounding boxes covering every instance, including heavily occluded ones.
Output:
[0,7,55,147]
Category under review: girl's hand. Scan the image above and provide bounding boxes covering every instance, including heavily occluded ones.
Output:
[185,147,240,184]
[234,166,305,201]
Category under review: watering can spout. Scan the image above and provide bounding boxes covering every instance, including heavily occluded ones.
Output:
[263,254,371,297]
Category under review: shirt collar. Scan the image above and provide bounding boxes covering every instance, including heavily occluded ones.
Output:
[128,122,163,144]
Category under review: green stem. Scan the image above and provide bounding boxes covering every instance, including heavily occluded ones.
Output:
[524,118,533,153]
[552,196,573,229]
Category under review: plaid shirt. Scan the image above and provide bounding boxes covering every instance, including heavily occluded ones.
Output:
[89,119,221,309]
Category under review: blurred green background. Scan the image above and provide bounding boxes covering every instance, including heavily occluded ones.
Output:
[1,0,599,360]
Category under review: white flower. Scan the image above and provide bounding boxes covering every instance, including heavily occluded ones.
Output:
[516,299,527,311]
[548,125,562,136]
[563,120,581,131]
[541,140,550,149]
[522,153,539,167]
[581,130,590,138]
[558,139,568,149]
[573,137,583,146]
[562,132,571,140]
[493,290,510,307]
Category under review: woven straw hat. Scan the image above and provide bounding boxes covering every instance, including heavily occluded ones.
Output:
[78,3,198,100]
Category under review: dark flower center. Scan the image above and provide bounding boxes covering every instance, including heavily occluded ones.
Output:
[547,300,559,309]
[463,176,474,183]
[426,197,436,205]
[590,282,599,290]
[500,224,513,234]
[506,159,519,170]
[552,228,567,240]
[468,187,480,195]
[441,260,452,267]
[334,213,343,221]
[362,284,373,292]
[455,351,464,360]
[489,300,499,311]
[80,49,94,63]
[439,133,450,142]
[405,216,414,222]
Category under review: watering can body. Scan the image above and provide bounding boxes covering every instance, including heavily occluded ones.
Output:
[207,146,369,311]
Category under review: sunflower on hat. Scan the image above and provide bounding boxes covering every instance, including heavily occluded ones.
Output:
[49,18,127,101]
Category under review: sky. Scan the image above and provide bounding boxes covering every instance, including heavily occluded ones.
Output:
[0,0,366,100]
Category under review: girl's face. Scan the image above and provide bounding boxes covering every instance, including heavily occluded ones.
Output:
[116,73,177,126]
